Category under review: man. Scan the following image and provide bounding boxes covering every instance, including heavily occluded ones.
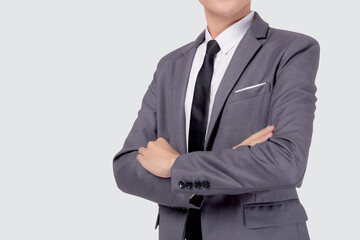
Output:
[112,0,320,239]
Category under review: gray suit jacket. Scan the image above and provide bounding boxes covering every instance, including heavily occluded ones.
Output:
[112,11,320,240]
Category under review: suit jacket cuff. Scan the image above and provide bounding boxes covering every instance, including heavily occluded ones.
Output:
[170,154,209,208]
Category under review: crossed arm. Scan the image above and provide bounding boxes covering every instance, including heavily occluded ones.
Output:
[112,37,320,209]
[136,125,275,178]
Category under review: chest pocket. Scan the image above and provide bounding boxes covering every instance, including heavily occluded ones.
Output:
[227,81,272,104]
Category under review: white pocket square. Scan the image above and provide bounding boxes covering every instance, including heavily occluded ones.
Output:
[234,82,266,93]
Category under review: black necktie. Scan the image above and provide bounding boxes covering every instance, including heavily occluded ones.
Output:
[188,39,221,152]
[185,39,220,240]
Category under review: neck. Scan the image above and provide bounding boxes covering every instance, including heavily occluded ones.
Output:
[204,4,251,39]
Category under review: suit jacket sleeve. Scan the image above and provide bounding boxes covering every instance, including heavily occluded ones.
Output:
[112,60,199,209]
[170,37,320,198]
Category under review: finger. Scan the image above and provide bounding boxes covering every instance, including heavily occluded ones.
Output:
[233,131,270,148]
[156,137,169,148]
[261,131,274,141]
[138,146,146,155]
[233,125,275,148]
[136,153,145,162]
[233,137,251,148]
[233,144,242,149]
[156,137,179,154]
[249,132,273,146]
[255,125,275,136]
[233,141,247,149]
[156,137,167,143]
[247,125,274,142]
[251,132,273,146]
[147,141,155,148]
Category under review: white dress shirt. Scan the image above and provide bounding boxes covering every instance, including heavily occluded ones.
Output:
[185,10,255,152]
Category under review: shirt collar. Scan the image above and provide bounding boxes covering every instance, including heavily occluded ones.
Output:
[204,10,255,55]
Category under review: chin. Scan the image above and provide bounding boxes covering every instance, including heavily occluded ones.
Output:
[200,0,250,17]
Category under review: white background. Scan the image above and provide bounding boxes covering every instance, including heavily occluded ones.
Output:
[1,0,359,239]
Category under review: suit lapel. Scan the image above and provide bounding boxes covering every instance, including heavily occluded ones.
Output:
[170,11,269,154]
[204,11,269,150]
[170,31,205,154]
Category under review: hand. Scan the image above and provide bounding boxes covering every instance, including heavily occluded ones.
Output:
[137,137,180,178]
[232,125,275,149]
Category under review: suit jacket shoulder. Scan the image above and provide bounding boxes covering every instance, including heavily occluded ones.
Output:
[267,27,320,56]
[268,26,319,44]
[156,40,196,70]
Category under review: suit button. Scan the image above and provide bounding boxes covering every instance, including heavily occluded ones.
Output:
[178,180,185,189]
[202,180,210,189]
[185,181,193,189]
[194,181,202,188]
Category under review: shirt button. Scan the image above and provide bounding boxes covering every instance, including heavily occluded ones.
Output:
[178,180,185,189]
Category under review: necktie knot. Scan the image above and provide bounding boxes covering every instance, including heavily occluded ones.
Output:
[206,40,220,56]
